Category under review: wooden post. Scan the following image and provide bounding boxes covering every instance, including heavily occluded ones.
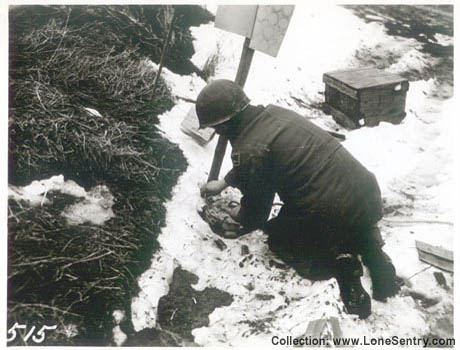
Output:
[207,135,229,182]
[235,38,255,87]
[152,6,175,94]
[207,38,255,182]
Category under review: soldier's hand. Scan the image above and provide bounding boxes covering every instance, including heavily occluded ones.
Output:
[237,225,251,236]
[228,203,241,222]
[200,179,228,197]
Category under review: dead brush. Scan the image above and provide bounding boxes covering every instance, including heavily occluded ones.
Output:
[10,13,180,185]
[8,194,143,345]
[201,44,222,82]
[7,5,204,345]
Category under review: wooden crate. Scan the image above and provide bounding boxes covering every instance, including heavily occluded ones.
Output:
[180,106,215,145]
[415,240,453,272]
[323,67,409,129]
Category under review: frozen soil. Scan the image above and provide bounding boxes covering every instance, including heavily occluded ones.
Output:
[125,267,233,346]
[157,267,233,340]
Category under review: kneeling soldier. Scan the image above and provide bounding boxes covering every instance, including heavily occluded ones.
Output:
[198,79,400,319]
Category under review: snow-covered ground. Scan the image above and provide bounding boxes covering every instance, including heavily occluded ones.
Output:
[132,4,456,346]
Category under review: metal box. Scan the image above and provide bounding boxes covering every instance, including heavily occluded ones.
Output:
[323,67,409,129]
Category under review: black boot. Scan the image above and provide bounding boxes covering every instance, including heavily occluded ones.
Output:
[362,246,401,301]
[335,255,371,319]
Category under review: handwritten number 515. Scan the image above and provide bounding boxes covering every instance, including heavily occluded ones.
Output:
[7,323,57,343]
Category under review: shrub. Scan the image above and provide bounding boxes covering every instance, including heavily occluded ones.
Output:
[8,5,212,345]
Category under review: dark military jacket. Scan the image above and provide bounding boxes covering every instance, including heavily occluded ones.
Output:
[224,104,382,232]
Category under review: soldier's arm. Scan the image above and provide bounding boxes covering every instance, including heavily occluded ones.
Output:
[237,189,275,232]
[224,147,275,232]
[200,179,228,197]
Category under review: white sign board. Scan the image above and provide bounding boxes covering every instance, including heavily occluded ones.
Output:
[215,6,258,38]
[215,5,295,57]
[249,5,295,57]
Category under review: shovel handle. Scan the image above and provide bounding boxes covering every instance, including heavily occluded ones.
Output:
[207,135,228,182]
[207,39,255,183]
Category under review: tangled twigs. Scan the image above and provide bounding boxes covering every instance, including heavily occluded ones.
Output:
[8,4,214,345]
[10,302,83,319]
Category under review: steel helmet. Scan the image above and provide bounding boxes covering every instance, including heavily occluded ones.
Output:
[196,79,250,129]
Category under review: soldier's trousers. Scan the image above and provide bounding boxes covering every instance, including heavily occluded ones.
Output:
[264,209,384,278]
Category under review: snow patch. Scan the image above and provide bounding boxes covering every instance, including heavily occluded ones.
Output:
[112,310,127,346]
[131,252,178,331]
[433,32,453,46]
[8,175,115,226]
[61,185,115,226]
[388,48,434,75]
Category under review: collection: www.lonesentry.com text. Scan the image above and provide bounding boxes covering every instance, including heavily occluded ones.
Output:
[272,335,455,347]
